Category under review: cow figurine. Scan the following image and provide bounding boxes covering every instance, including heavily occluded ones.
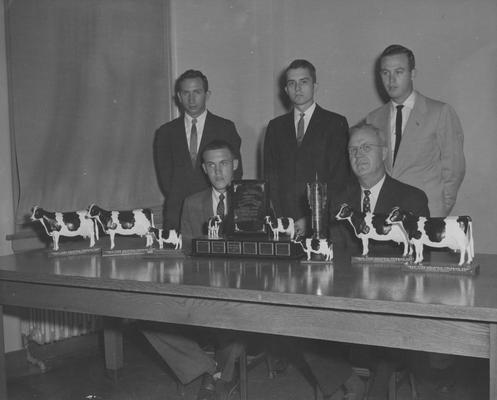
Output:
[30,206,99,251]
[207,215,222,239]
[149,227,182,250]
[295,237,334,261]
[87,204,154,250]
[264,216,295,240]
[386,207,474,266]
[335,203,410,257]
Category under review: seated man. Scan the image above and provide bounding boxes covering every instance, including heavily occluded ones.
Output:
[141,140,242,400]
[316,122,429,400]
[330,122,429,252]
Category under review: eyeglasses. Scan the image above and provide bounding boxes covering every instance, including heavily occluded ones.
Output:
[348,143,383,156]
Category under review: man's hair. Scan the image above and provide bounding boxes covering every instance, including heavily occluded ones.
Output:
[175,69,209,93]
[380,44,415,71]
[285,59,317,83]
[201,140,236,161]
[349,122,386,146]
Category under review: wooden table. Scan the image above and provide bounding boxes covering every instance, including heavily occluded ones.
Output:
[0,250,496,399]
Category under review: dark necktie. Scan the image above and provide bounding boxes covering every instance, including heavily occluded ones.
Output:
[393,105,404,166]
[189,118,198,167]
[363,189,371,213]
[296,112,305,145]
[217,193,225,217]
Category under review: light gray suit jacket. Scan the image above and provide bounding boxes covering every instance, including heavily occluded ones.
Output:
[366,91,465,217]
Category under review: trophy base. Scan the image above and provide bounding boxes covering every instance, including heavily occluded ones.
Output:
[192,236,303,259]
[48,247,102,258]
[143,249,185,259]
[102,248,152,257]
[351,255,413,266]
[402,261,479,275]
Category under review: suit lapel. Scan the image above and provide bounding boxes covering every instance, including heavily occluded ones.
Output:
[374,175,392,213]
[375,105,393,174]
[301,105,324,146]
[201,189,214,221]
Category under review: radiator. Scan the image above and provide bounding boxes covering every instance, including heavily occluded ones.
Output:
[21,308,102,345]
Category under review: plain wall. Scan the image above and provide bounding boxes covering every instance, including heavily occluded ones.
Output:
[171,0,497,253]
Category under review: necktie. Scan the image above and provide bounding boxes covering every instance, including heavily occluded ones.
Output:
[363,190,371,213]
[217,193,225,217]
[393,105,404,166]
[296,112,305,145]
[189,118,198,167]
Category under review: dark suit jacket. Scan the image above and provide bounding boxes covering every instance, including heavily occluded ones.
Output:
[264,105,350,221]
[153,111,242,229]
[330,174,429,252]
[180,188,234,254]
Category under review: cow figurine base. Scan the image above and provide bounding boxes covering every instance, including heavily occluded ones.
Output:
[48,247,102,258]
[351,254,413,266]
[402,261,479,276]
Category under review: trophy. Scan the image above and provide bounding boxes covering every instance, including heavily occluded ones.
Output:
[307,175,328,239]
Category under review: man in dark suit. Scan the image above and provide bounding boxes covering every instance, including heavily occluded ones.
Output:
[142,140,242,400]
[366,44,465,217]
[153,69,242,229]
[313,122,429,400]
[330,121,429,253]
[264,59,349,236]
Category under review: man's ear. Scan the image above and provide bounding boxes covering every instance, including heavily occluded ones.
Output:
[205,90,211,102]
[202,163,207,174]
[233,159,239,171]
[411,68,417,80]
[382,146,388,162]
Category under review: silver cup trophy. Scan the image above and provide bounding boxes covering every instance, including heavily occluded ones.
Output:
[306,176,328,239]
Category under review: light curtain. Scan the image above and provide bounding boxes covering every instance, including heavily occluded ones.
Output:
[7,0,170,229]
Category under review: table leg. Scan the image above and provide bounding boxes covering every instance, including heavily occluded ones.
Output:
[0,305,7,400]
[103,317,123,382]
[490,323,497,400]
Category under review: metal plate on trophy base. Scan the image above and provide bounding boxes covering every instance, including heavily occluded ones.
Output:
[351,255,413,266]
[402,261,480,275]
[192,236,303,259]
[48,247,102,258]
[143,249,185,259]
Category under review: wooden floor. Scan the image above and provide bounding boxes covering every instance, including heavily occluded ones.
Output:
[6,332,490,400]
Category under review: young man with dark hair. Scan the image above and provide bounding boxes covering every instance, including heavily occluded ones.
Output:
[154,69,243,229]
[366,44,465,217]
[264,59,350,237]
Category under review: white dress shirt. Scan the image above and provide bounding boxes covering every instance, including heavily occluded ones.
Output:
[361,175,386,213]
[293,102,316,139]
[389,91,416,164]
[184,110,207,152]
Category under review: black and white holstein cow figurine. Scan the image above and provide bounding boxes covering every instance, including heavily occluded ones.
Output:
[295,238,334,261]
[31,206,99,251]
[386,207,474,266]
[87,204,154,250]
[148,227,182,250]
[335,203,410,257]
[264,216,295,240]
[207,215,223,239]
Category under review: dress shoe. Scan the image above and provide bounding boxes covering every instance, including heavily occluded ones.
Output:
[196,373,217,400]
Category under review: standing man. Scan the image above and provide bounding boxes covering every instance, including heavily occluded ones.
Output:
[264,59,350,236]
[154,69,242,229]
[366,44,465,217]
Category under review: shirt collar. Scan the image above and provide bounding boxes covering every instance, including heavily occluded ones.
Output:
[293,102,316,120]
[391,90,416,110]
[361,174,386,198]
[185,109,207,124]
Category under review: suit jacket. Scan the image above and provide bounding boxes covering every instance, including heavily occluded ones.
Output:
[264,105,350,221]
[180,188,234,254]
[366,92,465,217]
[330,174,429,252]
[153,111,242,229]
